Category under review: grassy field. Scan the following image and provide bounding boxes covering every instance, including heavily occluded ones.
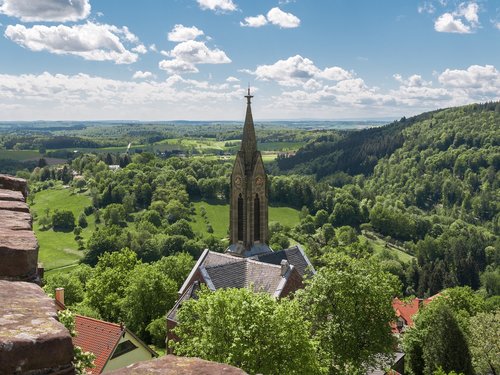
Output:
[360,234,414,262]
[191,200,301,239]
[30,184,95,271]
[0,149,41,161]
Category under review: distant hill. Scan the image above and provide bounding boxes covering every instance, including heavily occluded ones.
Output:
[277,102,499,179]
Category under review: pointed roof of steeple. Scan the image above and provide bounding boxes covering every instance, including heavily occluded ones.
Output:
[241,87,257,169]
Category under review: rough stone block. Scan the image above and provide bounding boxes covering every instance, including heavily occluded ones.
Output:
[107,355,247,375]
[0,229,38,281]
[0,188,24,202]
[0,174,28,198]
[0,210,32,231]
[0,280,74,374]
[0,200,30,213]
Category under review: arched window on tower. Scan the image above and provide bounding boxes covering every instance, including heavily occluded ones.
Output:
[254,193,260,241]
[237,194,244,241]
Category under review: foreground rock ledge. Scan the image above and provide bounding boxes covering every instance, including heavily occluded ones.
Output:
[107,355,248,375]
[0,280,74,374]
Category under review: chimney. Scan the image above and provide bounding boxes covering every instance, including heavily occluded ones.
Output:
[55,287,65,306]
[280,259,290,276]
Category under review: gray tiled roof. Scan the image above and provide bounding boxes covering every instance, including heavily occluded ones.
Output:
[204,259,284,294]
[254,245,315,277]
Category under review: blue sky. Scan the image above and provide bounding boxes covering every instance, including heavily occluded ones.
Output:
[0,0,499,120]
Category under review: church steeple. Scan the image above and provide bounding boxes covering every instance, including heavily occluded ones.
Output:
[227,90,271,257]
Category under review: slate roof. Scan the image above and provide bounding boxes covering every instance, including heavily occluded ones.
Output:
[169,248,306,324]
[167,281,200,322]
[254,244,315,277]
[204,258,285,293]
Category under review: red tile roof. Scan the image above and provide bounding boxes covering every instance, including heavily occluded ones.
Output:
[392,293,441,333]
[73,315,124,374]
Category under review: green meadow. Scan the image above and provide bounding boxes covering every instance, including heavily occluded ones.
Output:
[359,234,414,263]
[191,200,301,239]
[0,149,41,161]
[30,184,95,272]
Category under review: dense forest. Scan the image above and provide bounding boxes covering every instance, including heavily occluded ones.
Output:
[5,102,498,374]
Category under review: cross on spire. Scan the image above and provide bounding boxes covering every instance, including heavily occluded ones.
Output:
[245,84,253,105]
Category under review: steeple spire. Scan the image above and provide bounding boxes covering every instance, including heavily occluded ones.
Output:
[241,86,257,172]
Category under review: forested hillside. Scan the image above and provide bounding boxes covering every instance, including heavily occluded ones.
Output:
[276,109,441,177]
[275,102,499,298]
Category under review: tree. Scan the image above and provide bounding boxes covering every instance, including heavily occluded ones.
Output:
[78,212,87,228]
[38,214,51,230]
[86,248,140,321]
[404,300,473,375]
[153,253,194,288]
[43,273,85,306]
[52,210,76,231]
[121,263,178,341]
[468,311,499,375]
[103,203,126,226]
[173,287,320,375]
[83,225,128,266]
[297,254,399,374]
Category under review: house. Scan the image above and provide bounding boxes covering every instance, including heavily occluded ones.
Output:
[391,293,441,334]
[166,90,315,346]
[53,287,157,374]
[73,315,157,374]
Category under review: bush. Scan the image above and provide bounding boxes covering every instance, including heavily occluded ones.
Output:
[52,210,75,231]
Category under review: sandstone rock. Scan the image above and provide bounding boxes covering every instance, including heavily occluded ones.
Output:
[107,355,248,375]
[0,188,24,202]
[0,174,28,198]
[0,210,32,231]
[0,280,74,375]
[0,200,30,213]
[0,229,38,281]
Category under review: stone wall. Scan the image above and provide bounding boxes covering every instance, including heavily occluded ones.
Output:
[0,174,75,375]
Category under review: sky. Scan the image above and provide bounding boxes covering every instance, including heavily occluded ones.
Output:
[0,0,499,121]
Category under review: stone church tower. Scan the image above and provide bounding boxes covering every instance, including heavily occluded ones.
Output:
[226,89,271,257]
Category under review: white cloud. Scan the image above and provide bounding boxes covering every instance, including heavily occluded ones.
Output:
[393,73,431,87]
[0,64,499,120]
[240,15,268,28]
[159,59,199,74]
[435,13,471,33]
[418,2,435,14]
[496,22,500,30]
[438,65,500,94]
[0,0,91,22]
[0,71,247,120]
[149,43,157,52]
[132,71,153,79]
[434,2,479,33]
[4,22,141,64]
[159,40,231,74]
[457,2,479,25]
[249,55,351,86]
[226,76,240,82]
[132,44,147,54]
[197,0,237,12]
[168,24,204,42]
[266,7,300,28]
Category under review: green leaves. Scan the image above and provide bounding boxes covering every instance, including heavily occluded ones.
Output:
[173,287,320,375]
[298,253,399,374]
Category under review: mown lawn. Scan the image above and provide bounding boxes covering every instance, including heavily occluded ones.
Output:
[191,200,300,239]
[359,234,414,263]
[30,184,95,271]
[0,149,41,161]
